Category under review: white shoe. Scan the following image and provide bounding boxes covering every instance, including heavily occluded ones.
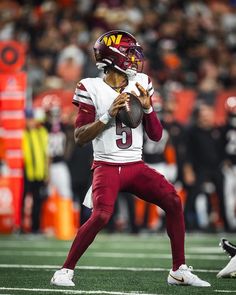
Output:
[217,255,236,278]
[50,268,75,287]
[167,264,211,287]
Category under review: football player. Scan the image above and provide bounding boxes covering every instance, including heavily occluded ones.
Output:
[51,30,210,287]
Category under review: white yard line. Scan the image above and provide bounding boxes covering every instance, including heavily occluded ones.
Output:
[0,287,160,295]
[215,291,236,293]
[0,243,222,253]
[1,287,235,294]
[0,232,229,243]
[91,252,226,260]
[0,250,227,260]
[0,264,219,273]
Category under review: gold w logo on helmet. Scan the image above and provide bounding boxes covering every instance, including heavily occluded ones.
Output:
[103,34,122,46]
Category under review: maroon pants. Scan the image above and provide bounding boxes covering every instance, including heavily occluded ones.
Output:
[63,161,185,270]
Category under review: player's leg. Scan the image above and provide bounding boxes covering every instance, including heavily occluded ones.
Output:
[31,181,43,233]
[123,162,210,287]
[20,177,30,233]
[123,162,185,270]
[51,165,120,286]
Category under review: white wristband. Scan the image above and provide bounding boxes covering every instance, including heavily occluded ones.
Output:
[99,112,112,124]
[143,106,153,114]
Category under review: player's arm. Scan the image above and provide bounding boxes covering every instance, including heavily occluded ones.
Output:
[133,82,163,142]
[74,93,130,146]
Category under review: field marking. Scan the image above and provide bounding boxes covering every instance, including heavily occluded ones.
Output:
[0,242,222,253]
[215,292,236,293]
[91,252,226,260]
[2,287,235,295]
[0,287,160,295]
[0,264,219,273]
[0,250,227,260]
[0,232,233,243]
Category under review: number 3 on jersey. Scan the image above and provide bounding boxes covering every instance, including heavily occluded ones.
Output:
[116,118,132,149]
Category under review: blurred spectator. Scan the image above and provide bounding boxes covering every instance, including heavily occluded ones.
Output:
[27,54,47,96]
[56,44,85,86]
[222,96,236,230]
[65,111,93,226]
[183,102,229,231]
[68,142,93,226]
[42,94,73,201]
[161,97,186,185]
[197,60,221,105]
[21,108,49,234]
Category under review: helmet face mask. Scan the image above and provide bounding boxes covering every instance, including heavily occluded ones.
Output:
[94,30,144,77]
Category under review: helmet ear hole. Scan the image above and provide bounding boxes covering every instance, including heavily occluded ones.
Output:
[94,49,101,60]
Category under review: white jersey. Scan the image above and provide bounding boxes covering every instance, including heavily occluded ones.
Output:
[73,73,154,164]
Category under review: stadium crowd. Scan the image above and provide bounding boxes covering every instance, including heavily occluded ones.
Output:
[0,0,236,234]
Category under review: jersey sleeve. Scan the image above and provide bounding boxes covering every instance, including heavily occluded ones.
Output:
[143,111,163,142]
[73,82,96,128]
[75,102,96,128]
[72,82,95,107]
[142,76,162,141]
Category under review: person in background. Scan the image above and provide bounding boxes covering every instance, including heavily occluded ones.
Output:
[42,95,73,201]
[183,102,229,232]
[60,108,93,227]
[21,108,49,234]
[217,238,236,278]
[222,96,236,231]
[51,30,210,288]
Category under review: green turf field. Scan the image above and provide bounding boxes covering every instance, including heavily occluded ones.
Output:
[0,232,235,295]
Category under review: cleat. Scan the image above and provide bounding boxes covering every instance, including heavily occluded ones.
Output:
[167,264,211,287]
[50,268,75,287]
[217,255,236,278]
[220,238,236,258]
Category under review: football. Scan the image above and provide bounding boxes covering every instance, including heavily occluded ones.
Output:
[117,92,143,128]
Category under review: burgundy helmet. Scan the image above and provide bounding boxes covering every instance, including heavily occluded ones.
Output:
[93,30,144,77]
